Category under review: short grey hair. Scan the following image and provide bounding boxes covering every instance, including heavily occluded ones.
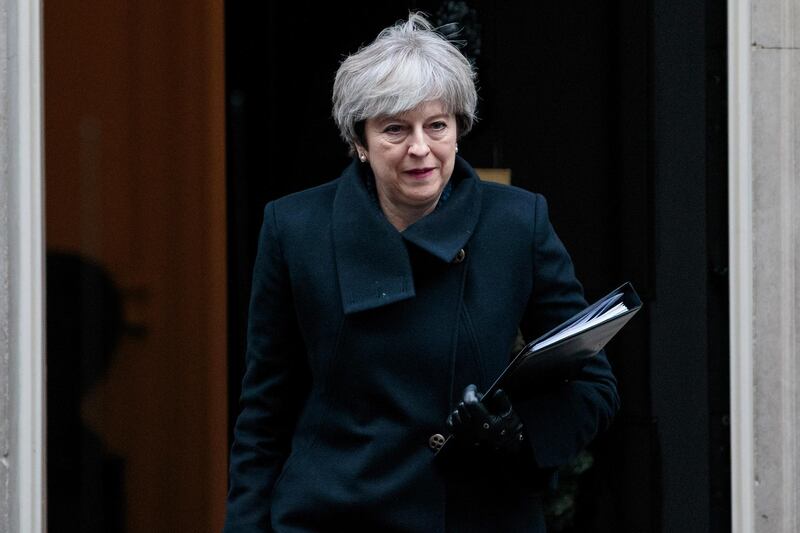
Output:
[332,12,478,151]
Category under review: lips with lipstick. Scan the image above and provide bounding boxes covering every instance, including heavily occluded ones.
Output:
[405,167,436,178]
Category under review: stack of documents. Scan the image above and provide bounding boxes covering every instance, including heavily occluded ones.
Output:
[532,293,629,351]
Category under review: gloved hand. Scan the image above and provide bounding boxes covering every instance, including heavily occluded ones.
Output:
[445,384,527,455]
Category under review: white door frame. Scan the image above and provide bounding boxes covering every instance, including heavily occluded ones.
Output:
[728,0,754,532]
[9,0,46,531]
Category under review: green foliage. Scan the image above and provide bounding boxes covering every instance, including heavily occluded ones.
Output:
[543,450,594,532]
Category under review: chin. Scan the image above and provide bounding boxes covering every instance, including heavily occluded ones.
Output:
[406,192,443,208]
[409,181,441,195]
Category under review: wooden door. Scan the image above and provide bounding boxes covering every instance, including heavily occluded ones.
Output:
[44,1,227,531]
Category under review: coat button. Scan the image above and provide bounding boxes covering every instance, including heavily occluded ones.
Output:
[451,248,466,264]
[428,433,446,452]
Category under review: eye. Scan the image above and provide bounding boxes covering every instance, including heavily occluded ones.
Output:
[382,124,404,134]
[429,121,448,131]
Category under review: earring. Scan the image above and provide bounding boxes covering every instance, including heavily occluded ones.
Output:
[359,153,367,162]
[455,144,459,153]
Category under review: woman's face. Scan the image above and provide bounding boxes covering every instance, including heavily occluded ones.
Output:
[360,100,457,220]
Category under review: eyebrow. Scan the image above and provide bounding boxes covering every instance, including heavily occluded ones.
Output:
[377,113,451,124]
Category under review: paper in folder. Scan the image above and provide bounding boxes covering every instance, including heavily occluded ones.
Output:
[434,282,641,459]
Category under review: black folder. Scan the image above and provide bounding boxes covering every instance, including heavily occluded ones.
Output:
[434,282,642,458]
[486,281,642,399]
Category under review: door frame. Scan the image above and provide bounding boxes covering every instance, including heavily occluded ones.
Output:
[727,0,754,531]
[7,0,759,530]
[7,0,46,531]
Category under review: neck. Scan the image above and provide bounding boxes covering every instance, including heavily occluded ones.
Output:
[379,197,438,232]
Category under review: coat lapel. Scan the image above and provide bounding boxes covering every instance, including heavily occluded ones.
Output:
[332,159,415,314]
[401,157,482,263]
[332,156,482,315]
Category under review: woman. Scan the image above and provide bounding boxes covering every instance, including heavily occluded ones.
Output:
[224,12,619,532]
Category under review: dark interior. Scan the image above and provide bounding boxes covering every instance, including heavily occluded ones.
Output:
[225,2,730,531]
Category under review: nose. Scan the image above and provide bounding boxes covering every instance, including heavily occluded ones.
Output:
[407,127,430,157]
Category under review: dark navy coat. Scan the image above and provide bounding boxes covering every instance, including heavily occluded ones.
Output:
[224,156,619,532]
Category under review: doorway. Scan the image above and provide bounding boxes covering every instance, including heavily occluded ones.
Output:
[225,1,730,531]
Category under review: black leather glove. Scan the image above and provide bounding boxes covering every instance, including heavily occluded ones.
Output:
[445,384,527,455]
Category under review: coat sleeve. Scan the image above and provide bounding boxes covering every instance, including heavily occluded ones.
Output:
[224,202,310,532]
[515,194,620,469]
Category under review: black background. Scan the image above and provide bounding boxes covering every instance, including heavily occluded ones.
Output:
[225,2,729,531]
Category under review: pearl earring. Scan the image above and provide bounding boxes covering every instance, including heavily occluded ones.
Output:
[455,144,459,153]
[359,153,367,162]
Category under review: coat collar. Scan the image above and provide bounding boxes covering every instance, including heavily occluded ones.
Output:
[332,155,482,314]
